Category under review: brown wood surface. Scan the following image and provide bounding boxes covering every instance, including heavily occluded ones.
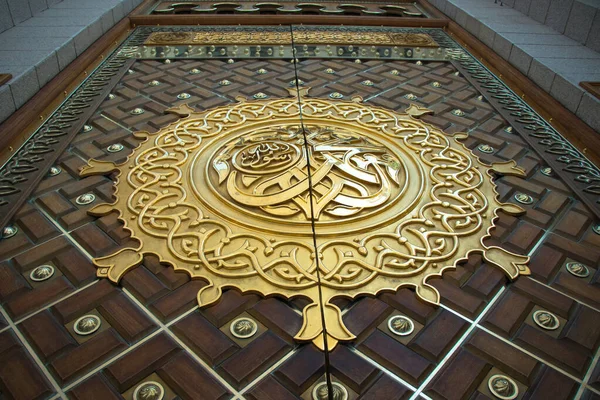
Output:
[0,74,12,86]
[0,3,598,400]
[0,55,597,400]
[0,330,55,399]
[581,82,600,100]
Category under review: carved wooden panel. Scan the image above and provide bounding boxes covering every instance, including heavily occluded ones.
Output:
[426,330,579,400]
[0,26,598,400]
[0,329,55,399]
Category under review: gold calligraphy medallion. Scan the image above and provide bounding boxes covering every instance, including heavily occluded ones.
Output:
[201,124,423,235]
[81,89,530,350]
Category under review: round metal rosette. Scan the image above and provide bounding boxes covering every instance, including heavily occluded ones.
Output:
[107,143,124,153]
[387,315,414,336]
[540,167,553,176]
[76,193,96,205]
[532,310,560,330]
[30,265,55,282]
[49,166,62,176]
[312,382,348,400]
[133,381,165,400]
[514,193,533,205]
[566,262,590,278]
[230,317,258,339]
[488,374,519,400]
[73,314,101,336]
[2,225,18,239]
[477,144,494,154]
[81,89,531,351]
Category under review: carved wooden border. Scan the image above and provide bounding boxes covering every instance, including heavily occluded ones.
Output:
[452,55,600,219]
[0,55,135,230]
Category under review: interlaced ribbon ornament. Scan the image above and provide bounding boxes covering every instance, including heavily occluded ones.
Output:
[81,89,530,350]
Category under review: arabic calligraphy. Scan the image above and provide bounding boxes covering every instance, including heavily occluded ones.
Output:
[210,125,403,221]
[237,142,299,172]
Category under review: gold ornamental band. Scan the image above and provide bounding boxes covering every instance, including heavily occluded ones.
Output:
[144,30,439,47]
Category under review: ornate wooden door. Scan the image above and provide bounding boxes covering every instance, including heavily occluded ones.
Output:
[0,8,599,400]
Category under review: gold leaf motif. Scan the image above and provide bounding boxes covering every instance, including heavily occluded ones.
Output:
[166,103,196,118]
[490,160,526,177]
[405,103,434,118]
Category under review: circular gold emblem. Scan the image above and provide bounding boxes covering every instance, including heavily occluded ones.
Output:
[197,123,422,235]
[81,89,530,350]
